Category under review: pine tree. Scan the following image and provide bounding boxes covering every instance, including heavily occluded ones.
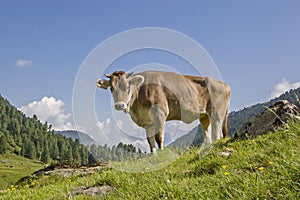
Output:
[64,146,73,164]
[41,146,50,164]
[72,139,81,163]
[50,141,59,160]
[24,140,36,159]
[0,132,7,154]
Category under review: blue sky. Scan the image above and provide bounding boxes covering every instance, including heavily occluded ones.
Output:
[0,1,299,148]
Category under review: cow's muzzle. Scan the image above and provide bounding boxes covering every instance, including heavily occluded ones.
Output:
[114,102,128,111]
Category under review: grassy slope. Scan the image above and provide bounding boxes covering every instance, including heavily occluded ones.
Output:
[0,154,43,190]
[0,123,299,199]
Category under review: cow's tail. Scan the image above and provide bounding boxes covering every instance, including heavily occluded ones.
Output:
[222,108,229,138]
[222,86,231,138]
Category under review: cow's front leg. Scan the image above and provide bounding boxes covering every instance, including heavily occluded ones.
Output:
[146,125,165,153]
[146,128,156,153]
[146,104,167,153]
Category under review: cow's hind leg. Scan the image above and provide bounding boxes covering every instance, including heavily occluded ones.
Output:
[211,113,223,142]
[199,113,211,144]
[155,126,165,150]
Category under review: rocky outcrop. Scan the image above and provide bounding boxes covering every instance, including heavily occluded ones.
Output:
[32,163,109,177]
[234,100,300,139]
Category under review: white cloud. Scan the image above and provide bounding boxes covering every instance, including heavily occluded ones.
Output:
[19,96,74,131]
[15,59,33,67]
[96,118,148,151]
[270,79,300,99]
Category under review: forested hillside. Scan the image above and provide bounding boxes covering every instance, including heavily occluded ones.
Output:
[0,95,94,165]
[0,94,145,166]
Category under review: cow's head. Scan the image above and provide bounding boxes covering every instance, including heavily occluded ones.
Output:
[96,71,144,112]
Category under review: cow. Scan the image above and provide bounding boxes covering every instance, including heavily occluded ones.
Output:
[96,70,231,153]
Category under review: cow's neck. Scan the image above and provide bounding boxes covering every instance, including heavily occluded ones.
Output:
[128,88,139,114]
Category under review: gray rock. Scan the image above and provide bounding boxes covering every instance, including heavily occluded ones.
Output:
[234,100,300,139]
[70,185,113,198]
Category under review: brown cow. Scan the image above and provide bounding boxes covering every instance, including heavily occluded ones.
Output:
[97,71,230,153]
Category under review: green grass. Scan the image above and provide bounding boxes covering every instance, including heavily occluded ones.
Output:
[0,154,44,190]
[0,123,299,199]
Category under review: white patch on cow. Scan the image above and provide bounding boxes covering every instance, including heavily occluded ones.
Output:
[126,75,145,107]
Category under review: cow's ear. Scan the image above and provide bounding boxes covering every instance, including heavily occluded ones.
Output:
[129,75,144,87]
[96,79,110,90]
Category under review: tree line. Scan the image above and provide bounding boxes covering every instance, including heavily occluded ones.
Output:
[89,142,145,163]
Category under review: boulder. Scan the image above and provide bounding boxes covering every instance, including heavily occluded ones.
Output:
[234,100,300,139]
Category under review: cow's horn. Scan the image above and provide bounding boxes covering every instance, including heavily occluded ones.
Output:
[104,74,112,78]
[127,72,134,77]
[96,79,110,90]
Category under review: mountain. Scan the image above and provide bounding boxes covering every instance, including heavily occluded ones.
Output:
[170,87,300,147]
[55,130,98,146]
[169,125,202,148]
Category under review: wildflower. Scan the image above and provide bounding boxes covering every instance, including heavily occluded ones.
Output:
[221,165,227,170]
[224,172,230,176]
[268,161,273,165]
[258,166,265,171]
[10,185,16,191]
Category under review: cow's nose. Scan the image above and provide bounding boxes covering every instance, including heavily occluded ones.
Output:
[114,102,127,110]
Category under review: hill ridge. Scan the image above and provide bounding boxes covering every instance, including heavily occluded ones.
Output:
[170,87,300,147]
